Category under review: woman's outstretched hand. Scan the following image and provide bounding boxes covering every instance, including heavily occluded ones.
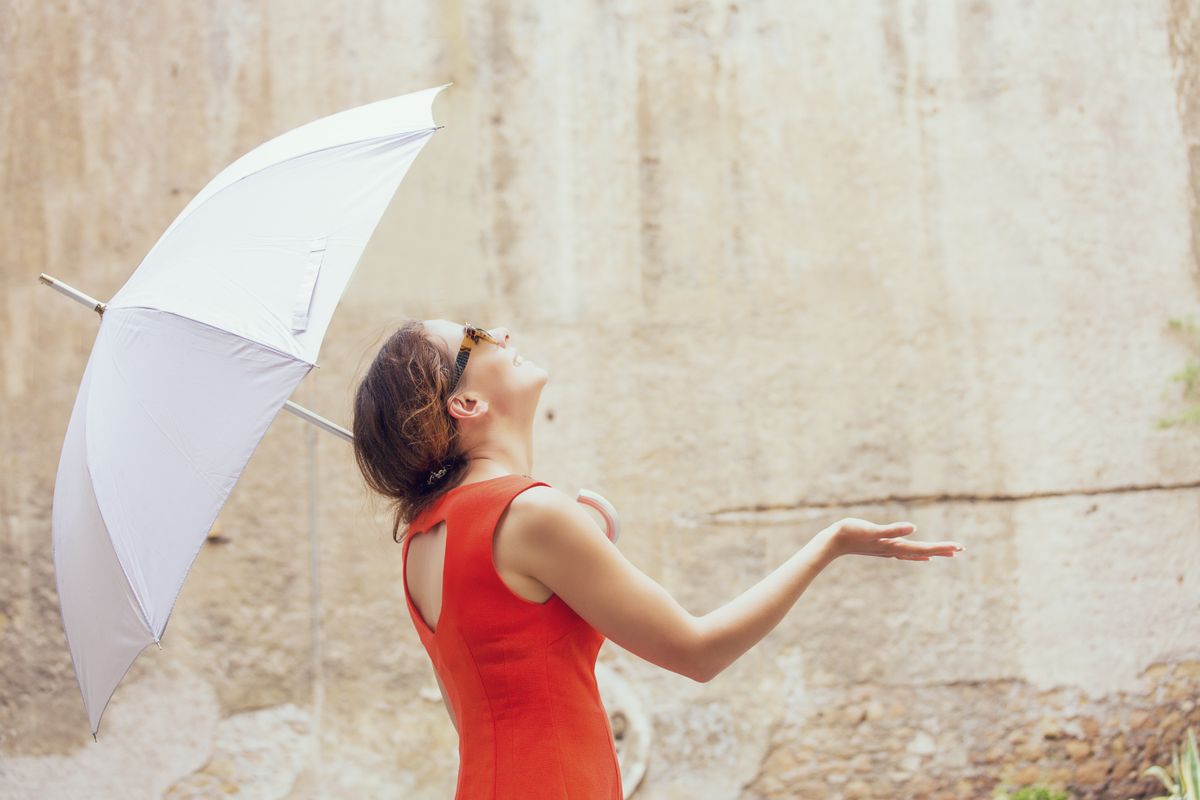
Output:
[827,518,964,561]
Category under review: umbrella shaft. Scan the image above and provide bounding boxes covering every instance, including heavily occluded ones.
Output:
[39,273,105,314]
[283,401,353,442]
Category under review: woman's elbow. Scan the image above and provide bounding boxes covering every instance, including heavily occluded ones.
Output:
[677,615,716,683]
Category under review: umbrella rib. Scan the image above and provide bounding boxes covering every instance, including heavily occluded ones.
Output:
[39,277,353,443]
[147,126,441,255]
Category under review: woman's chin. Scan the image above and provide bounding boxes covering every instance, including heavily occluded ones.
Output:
[522,359,548,377]
[528,364,549,391]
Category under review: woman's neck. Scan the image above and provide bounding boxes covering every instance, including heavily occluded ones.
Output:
[461,454,533,480]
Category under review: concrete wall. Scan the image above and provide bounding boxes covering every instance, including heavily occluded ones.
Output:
[2,1,1198,798]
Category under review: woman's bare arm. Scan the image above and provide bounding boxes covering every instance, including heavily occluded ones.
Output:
[507,488,709,680]
[507,488,837,682]
[509,488,963,683]
[693,518,963,679]
[690,525,840,681]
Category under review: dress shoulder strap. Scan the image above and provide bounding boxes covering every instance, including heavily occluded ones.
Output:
[437,475,553,623]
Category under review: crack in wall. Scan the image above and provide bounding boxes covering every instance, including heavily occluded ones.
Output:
[685,478,1200,525]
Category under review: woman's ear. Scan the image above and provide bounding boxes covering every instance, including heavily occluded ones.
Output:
[447,393,488,422]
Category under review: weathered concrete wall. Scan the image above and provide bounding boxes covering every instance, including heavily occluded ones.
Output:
[2,1,1198,798]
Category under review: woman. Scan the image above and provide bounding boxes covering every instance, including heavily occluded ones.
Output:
[352,319,964,799]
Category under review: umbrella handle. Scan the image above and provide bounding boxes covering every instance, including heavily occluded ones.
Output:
[39,273,106,315]
[576,488,620,543]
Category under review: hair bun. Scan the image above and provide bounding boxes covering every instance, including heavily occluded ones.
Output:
[426,459,454,485]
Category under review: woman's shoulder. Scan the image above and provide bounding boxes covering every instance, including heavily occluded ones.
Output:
[510,481,572,514]
[498,485,603,587]
[506,483,605,546]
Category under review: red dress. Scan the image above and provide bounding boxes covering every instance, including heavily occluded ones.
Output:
[402,474,623,799]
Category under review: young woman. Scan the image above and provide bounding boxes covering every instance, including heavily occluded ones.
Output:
[352,319,964,799]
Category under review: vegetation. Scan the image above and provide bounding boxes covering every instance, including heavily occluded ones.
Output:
[1135,726,1200,800]
[1157,316,1200,428]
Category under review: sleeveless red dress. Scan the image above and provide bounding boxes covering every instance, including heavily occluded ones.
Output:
[402,474,623,799]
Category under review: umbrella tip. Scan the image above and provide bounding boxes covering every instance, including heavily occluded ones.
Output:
[155,639,163,650]
[92,732,98,742]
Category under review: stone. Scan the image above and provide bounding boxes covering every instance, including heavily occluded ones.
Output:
[1039,716,1066,740]
[1159,709,1184,738]
[1111,757,1136,782]
[1011,764,1042,786]
[907,775,937,796]
[844,779,871,798]
[1075,759,1112,785]
[981,745,1006,763]
[1016,740,1046,761]
[1043,766,1072,785]
[1064,739,1092,760]
[1080,716,1100,738]
[907,731,936,755]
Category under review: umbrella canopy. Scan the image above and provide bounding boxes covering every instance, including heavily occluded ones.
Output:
[51,82,450,737]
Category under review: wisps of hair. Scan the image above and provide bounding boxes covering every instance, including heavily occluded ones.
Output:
[352,320,469,543]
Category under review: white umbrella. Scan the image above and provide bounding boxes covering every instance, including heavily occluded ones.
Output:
[49,82,450,738]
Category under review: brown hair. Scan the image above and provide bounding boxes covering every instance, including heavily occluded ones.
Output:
[352,320,469,543]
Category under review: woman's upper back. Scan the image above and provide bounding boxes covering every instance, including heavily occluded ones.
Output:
[408,472,709,687]
[405,476,554,635]
[403,474,589,645]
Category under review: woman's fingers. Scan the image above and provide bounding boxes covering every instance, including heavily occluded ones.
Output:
[886,539,964,559]
[835,519,966,559]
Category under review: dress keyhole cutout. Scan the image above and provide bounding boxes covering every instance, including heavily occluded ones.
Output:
[407,520,448,633]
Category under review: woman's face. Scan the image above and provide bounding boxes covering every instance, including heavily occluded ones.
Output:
[422,319,548,418]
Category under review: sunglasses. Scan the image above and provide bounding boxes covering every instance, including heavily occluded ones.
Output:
[447,322,504,394]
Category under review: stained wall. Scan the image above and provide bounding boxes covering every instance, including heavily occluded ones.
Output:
[2,2,1199,798]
